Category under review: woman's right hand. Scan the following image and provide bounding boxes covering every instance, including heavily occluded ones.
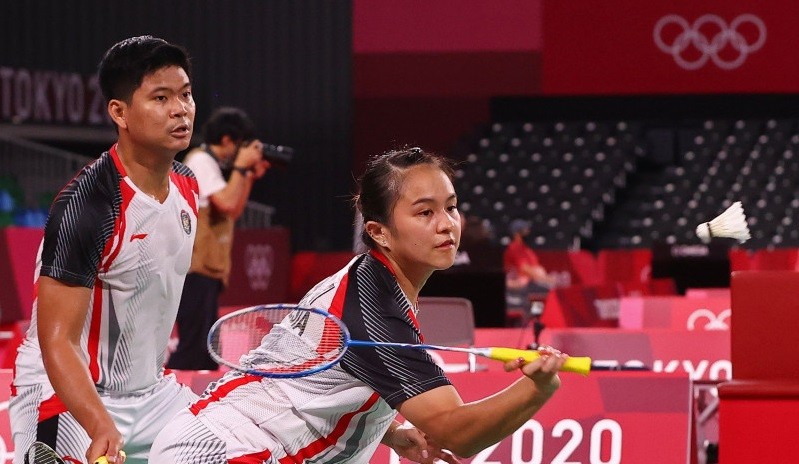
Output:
[503,346,566,396]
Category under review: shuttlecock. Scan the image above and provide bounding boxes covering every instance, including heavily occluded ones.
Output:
[695,201,751,244]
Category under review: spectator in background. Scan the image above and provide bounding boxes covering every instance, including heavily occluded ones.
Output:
[10,35,199,464]
[504,219,557,307]
[453,212,502,270]
[166,107,270,371]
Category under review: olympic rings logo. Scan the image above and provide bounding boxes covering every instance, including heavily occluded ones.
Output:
[686,308,731,330]
[654,14,766,70]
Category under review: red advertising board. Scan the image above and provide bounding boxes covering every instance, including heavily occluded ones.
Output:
[0,227,290,318]
[354,0,542,54]
[371,371,692,464]
[542,0,799,94]
[0,227,42,323]
[543,328,730,382]
[0,370,690,464]
[619,296,731,331]
[425,327,729,382]
[217,227,291,306]
[0,371,14,462]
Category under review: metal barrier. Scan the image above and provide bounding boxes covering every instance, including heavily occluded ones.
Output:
[0,133,91,208]
[236,201,276,229]
[0,133,275,227]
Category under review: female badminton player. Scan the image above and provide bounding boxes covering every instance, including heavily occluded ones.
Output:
[150,147,568,463]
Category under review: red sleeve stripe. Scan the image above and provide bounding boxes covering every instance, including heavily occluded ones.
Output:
[87,279,104,382]
[170,171,198,216]
[327,273,349,320]
[99,180,133,272]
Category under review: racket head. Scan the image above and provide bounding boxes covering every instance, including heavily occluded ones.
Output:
[25,442,66,464]
[207,304,351,378]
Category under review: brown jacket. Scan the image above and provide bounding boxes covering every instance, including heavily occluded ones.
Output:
[186,149,235,286]
[190,204,235,286]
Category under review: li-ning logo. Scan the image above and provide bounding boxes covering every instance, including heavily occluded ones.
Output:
[654,14,766,70]
[686,308,731,330]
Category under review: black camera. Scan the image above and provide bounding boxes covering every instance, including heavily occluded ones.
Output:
[262,143,294,168]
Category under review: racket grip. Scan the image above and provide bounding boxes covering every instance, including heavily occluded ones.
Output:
[94,450,126,464]
[488,347,592,376]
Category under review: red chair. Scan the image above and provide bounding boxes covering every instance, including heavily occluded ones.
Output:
[542,283,621,328]
[537,249,601,287]
[749,248,799,270]
[597,248,652,285]
[718,271,799,463]
[727,247,753,271]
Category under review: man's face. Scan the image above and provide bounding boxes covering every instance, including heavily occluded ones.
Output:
[123,65,195,156]
[218,137,243,165]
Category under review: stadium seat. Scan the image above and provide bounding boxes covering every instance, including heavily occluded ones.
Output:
[416,297,481,372]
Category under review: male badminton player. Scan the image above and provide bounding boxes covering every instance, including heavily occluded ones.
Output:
[10,36,200,464]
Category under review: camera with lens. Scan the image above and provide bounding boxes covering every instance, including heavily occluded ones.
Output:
[261,143,294,168]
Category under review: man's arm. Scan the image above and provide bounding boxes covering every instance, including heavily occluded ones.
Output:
[37,276,124,462]
[209,141,269,219]
[520,262,556,287]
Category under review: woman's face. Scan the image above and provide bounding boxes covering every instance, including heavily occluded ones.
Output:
[384,164,461,272]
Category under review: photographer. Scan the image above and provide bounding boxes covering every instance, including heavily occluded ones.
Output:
[167,106,270,370]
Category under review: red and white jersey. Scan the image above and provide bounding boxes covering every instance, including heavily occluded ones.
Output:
[188,251,451,463]
[13,144,198,394]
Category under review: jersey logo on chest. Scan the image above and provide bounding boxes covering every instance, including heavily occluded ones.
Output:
[181,209,192,235]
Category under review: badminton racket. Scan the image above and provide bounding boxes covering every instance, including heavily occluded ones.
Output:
[24,441,124,464]
[207,304,591,377]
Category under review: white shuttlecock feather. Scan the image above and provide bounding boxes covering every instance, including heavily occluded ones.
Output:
[695,201,751,244]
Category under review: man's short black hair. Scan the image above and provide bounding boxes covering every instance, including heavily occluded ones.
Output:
[98,35,192,103]
[202,107,256,145]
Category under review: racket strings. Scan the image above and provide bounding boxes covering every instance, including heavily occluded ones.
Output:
[212,308,348,375]
[25,442,66,464]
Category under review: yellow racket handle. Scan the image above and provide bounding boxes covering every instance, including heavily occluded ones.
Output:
[487,347,592,376]
[95,450,126,464]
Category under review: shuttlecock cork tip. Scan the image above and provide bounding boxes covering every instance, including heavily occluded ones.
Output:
[696,222,712,243]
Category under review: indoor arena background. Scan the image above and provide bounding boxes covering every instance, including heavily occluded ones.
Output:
[1,1,798,462]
